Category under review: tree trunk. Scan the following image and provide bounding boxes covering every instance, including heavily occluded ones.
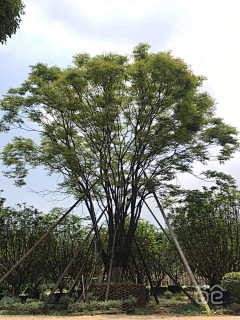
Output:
[111,266,123,283]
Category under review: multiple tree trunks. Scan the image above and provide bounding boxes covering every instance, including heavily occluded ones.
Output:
[89,283,148,306]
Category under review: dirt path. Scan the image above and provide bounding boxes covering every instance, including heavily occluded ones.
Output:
[0,316,239,320]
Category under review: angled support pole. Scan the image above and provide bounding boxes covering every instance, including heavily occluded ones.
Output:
[130,251,143,284]
[126,262,135,283]
[135,234,199,307]
[142,169,211,314]
[68,225,103,297]
[143,199,172,243]
[78,227,109,302]
[105,228,117,301]
[0,195,85,285]
[68,236,96,297]
[44,209,105,306]
[133,236,159,304]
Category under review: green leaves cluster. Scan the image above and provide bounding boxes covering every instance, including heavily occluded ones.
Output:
[0,0,25,44]
[169,171,240,286]
[222,272,240,298]
[0,197,90,295]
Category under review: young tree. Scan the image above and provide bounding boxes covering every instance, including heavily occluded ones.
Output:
[169,171,240,286]
[0,0,25,44]
[0,44,238,281]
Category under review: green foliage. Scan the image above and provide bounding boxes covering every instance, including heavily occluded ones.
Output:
[163,290,173,299]
[67,302,87,313]
[169,172,240,286]
[132,307,147,315]
[0,0,25,44]
[124,295,137,305]
[0,296,44,314]
[0,194,90,296]
[174,303,202,315]
[98,300,123,310]
[58,295,74,307]
[0,296,21,310]
[67,299,124,313]
[222,272,240,298]
[20,301,44,314]
[85,292,98,303]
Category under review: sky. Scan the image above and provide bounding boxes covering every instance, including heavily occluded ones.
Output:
[0,0,240,224]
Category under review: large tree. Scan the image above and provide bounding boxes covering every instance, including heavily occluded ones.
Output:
[0,0,25,44]
[0,44,238,281]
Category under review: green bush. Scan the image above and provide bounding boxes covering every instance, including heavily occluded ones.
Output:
[0,296,44,314]
[68,301,86,313]
[21,301,44,314]
[68,299,124,313]
[85,292,98,303]
[222,272,240,298]
[58,295,74,307]
[163,290,173,299]
[133,307,147,315]
[98,300,123,310]
[0,296,21,310]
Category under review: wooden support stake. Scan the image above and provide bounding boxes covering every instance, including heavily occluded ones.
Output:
[142,169,211,313]
[135,234,199,307]
[105,228,117,301]
[143,200,172,243]
[133,236,159,304]
[68,236,95,297]
[0,184,97,285]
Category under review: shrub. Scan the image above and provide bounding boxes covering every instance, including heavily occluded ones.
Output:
[222,272,240,298]
[68,301,87,313]
[0,296,44,314]
[0,296,21,310]
[133,307,147,315]
[68,299,124,313]
[85,292,98,303]
[163,290,173,299]
[98,300,123,310]
[59,295,74,307]
[42,294,56,304]
[21,301,44,314]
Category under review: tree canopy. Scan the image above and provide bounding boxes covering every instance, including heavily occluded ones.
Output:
[0,0,25,45]
[0,43,238,280]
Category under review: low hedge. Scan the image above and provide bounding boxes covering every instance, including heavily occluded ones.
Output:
[222,272,240,300]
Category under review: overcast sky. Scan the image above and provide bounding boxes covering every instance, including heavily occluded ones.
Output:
[0,0,240,223]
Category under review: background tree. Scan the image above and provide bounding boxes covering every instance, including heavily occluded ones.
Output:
[0,44,238,282]
[0,0,25,44]
[126,219,165,285]
[42,208,89,293]
[0,197,92,296]
[169,171,240,287]
[159,236,186,285]
[0,199,48,295]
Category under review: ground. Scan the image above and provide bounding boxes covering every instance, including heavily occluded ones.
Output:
[0,316,239,320]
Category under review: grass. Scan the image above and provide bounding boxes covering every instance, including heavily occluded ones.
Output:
[173,302,202,315]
